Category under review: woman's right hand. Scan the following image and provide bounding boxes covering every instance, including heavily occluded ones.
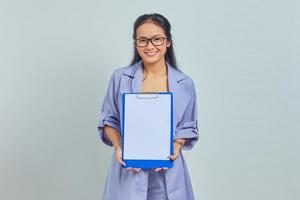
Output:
[114,145,125,166]
[114,145,141,173]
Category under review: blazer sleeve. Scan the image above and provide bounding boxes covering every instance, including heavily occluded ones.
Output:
[175,81,199,150]
[97,71,121,147]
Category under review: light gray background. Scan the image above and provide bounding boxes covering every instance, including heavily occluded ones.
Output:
[0,0,299,199]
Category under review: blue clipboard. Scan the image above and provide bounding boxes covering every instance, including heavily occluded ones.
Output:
[121,92,174,168]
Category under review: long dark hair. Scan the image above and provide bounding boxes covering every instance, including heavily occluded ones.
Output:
[130,13,178,69]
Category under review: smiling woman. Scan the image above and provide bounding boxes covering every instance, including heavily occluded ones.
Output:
[97,13,199,200]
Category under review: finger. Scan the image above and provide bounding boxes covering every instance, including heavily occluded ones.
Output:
[169,153,179,160]
[155,168,163,172]
[132,168,138,172]
[117,157,126,166]
[133,168,141,173]
[163,167,169,171]
[125,167,133,172]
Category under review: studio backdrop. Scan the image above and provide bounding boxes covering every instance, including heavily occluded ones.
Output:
[0,0,299,199]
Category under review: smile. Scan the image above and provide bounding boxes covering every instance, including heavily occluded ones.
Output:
[144,51,158,56]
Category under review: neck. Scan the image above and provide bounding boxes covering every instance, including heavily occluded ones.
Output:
[142,59,167,76]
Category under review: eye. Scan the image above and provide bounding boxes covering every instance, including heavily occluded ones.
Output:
[153,38,162,42]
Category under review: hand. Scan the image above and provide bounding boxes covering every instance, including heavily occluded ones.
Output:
[169,141,183,161]
[114,145,126,166]
[154,167,169,172]
[114,145,141,173]
[124,167,142,173]
[154,140,184,172]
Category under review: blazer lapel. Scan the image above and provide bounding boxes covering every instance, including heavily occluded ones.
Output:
[122,61,143,93]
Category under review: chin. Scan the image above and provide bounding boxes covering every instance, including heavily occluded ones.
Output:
[142,57,164,65]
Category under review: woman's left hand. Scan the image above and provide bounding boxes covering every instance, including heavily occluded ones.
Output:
[155,140,184,172]
[169,141,183,161]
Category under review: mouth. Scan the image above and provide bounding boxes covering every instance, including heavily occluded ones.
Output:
[144,51,158,57]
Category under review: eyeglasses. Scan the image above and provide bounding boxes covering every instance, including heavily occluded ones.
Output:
[135,36,167,47]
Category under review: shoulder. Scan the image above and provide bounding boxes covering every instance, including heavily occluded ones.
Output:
[110,64,136,80]
[172,67,196,95]
[106,64,137,92]
[179,73,195,89]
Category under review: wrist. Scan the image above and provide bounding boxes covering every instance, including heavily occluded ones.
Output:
[113,143,122,151]
[174,139,185,147]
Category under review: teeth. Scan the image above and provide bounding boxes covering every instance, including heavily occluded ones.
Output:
[145,52,157,55]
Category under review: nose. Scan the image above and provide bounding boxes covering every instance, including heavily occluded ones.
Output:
[146,40,155,49]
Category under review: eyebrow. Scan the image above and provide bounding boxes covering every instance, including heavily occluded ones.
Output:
[137,34,163,39]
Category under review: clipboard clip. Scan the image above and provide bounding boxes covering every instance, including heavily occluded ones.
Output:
[136,93,159,99]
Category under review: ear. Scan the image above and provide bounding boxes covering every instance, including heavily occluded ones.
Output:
[166,39,171,48]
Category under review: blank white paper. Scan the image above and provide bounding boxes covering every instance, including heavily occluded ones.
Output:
[123,93,172,160]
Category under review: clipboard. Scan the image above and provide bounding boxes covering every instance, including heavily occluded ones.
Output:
[121,92,174,168]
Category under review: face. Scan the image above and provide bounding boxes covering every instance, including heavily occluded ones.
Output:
[135,22,171,66]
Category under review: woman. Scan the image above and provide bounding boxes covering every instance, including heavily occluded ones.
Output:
[98,13,199,200]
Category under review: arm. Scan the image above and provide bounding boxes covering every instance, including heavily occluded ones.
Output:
[104,125,122,150]
[97,70,121,146]
[104,125,126,167]
[98,71,140,172]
